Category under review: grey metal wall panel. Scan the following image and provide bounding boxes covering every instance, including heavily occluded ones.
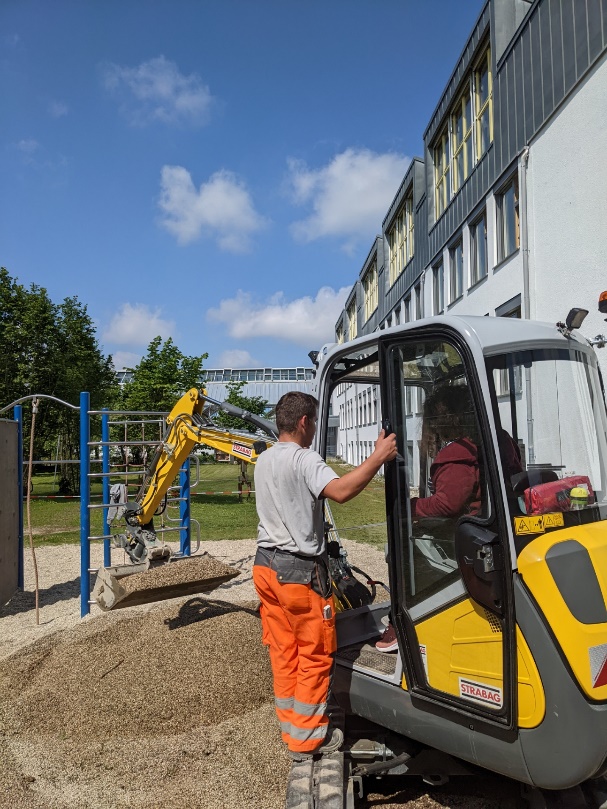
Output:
[588,0,604,61]
[562,0,578,93]
[521,26,535,148]
[0,420,19,608]
[539,1,554,117]
[530,11,544,133]
[513,41,525,152]
[574,0,590,77]
[550,0,565,106]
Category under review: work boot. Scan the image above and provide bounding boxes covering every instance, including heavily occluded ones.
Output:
[316,725,344,754]
[288,726,344,761]
[375,622,398,653]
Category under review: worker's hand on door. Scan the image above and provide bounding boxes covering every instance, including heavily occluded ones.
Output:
[373,429,397,464]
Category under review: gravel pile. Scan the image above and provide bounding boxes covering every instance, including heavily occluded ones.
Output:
[0,538,509,808]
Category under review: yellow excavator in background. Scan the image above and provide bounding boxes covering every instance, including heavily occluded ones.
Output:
[92,388,278,609]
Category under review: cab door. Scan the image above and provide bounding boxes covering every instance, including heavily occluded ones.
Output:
[378,328,516,728]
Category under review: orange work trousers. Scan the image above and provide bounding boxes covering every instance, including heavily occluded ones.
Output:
[253,563,337,754]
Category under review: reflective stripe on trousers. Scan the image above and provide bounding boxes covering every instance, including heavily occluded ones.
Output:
[253,564,337,753]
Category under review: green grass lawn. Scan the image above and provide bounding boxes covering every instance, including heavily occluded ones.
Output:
[24,462,389,549]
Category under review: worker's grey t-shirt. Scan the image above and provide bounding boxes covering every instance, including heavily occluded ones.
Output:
[255,441,338,556]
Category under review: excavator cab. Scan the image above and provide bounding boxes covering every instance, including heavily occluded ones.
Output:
[313,314,607,801]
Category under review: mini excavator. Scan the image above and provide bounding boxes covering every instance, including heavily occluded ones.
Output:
[287,294,607,808]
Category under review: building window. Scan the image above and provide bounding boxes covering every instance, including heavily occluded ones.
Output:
[403,296,411,323]
[347,300,357,341]
[496,174,520,262]
[434,128,451,218]
[388,192,414,286]
[433,45,493,219]
[362,261,378,322]
[433,261,444,315]
[449,240,463,303]
[470,210,488,285]
[474,47,493,160]
[452,87,473,194]
[336,323,344,344]
[414,283,422,320]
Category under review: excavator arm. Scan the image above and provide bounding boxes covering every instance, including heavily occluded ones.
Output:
[115,387,277,564]
[134,387,275,526]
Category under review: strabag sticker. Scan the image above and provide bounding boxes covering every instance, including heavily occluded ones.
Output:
[232,442,253,458]
[589,643,607,688]
[419,644,429,679]
[459,677,503,707]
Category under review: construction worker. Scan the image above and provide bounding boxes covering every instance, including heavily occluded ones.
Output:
[253,391,397,760]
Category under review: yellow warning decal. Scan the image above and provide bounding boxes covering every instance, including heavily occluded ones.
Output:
[514,512,564,535]
[543,512,564,529]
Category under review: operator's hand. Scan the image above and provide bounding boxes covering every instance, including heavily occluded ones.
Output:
[373,429,397,464]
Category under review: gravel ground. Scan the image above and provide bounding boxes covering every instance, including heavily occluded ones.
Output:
[0,539,511,808]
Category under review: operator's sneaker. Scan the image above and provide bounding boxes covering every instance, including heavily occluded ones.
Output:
[375,623,398,653]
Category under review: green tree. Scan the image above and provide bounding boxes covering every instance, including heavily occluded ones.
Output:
[213,379,268,433]
[0,268,119,493]
[121,336,208,413]
[115,337,208,467]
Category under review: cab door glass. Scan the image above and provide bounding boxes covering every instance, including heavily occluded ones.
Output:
[390,339,490,616]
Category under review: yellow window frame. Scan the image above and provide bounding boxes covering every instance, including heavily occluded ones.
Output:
[451,87,473,193]
[474,46,493,160]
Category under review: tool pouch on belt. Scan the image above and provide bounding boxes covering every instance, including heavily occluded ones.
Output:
[255,547,331,598]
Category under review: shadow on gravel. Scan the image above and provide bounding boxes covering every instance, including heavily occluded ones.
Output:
[163,596,260,631]
[363,773,521,808]
[0,577,80,618]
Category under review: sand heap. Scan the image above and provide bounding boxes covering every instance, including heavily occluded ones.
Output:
[0,597,289,809]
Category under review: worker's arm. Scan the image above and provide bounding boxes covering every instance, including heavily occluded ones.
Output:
[321,430,397,504]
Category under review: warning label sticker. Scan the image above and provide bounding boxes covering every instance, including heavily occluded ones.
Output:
[232,443,253,458]
[590,643,607,688]
[514,513,564,535]
[459,677,503,708]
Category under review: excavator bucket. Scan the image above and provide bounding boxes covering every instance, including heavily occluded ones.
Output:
[91,553,240,611]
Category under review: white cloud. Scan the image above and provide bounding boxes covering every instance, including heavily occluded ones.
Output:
[102,303,176,348]
[217,349,261,368]
[158,165,267,251]
[48,100,68,118]
[207,286,350,348]
[17,138,39,155]
[110,350,142,371]
[287,148,409,252]
[101,55,213,126]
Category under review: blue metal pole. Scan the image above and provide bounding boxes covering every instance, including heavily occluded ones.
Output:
[179,457,191,556]
[80,392,91,617]
[14,405,24,589]
[102,409,111,568]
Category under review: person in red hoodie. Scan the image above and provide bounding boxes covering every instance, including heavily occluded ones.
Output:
[411,385,481,520]
[376,384,480,652]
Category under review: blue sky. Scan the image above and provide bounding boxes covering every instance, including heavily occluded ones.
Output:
[1,0,482,371]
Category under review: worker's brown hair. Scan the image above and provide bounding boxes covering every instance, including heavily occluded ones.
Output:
[275,391,318,435]
[421,384,478,454]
